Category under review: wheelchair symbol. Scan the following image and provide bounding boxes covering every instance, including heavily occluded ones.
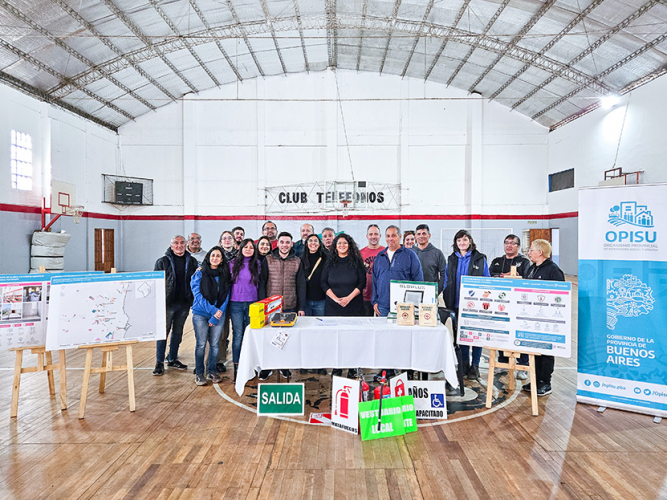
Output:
[431,393,445,408]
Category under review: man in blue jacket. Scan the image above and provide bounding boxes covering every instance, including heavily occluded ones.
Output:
[371,225,423,317]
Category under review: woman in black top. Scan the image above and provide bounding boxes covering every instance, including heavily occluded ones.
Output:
[300,234,327,316]
[321,233,366,317]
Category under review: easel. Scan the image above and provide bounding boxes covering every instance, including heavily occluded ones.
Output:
[485,349,539,416]
[78,340,137,419]
[10,346,67,418]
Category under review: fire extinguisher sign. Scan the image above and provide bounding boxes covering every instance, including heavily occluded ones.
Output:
[257,383,305,416]
[331,375,361,435]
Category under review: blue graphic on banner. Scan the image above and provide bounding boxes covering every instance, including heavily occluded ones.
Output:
[608,202,654,228]
[51,271,164,285]
[578,260,667,386]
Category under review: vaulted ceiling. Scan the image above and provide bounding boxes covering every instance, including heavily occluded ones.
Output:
[1,0,666,131]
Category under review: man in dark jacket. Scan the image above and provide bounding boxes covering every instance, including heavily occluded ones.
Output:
[258,231,306,380]
[489,234,531,278]
[522,238,565,397]
[412,224,446,296]
[153,235,198,376]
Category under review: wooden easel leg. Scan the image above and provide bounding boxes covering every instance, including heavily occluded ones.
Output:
[508,357,516,392]
[99,351,109,394]
[45,351,56,396]
[58,350,67,411]
[11,350,24,418]
[485,349,496,409]
[529,354,538,416]
[79,348,94,419]
[126,345,135,412]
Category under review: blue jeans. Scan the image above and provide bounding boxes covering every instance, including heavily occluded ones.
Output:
[461,345,482,367]
[230,301,252,364]
[305,300,326,316]
[192,313,224,376]
[377,305,389,317]
[156,303,190,363]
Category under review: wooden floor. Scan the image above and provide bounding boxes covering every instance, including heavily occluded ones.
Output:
[2,277,667,499]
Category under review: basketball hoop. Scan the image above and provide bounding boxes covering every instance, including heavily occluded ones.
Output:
[65,205,85,224]
[340,200,351,218]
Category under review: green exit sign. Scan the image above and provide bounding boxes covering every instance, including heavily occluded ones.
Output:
[257,383,305,416]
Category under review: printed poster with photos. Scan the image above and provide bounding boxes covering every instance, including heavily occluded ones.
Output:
[457,276,572,358]
[0,273,48,350]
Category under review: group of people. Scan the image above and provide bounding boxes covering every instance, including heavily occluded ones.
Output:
[153,221,564,398]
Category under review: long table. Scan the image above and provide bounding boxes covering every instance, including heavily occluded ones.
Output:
[235,317,459,396]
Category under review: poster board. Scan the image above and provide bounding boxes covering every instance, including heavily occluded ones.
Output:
[457,276,572,357]
[388,280,438,320]
[0,273,48,349]
[578,184,667,417]
[331,375,360,434]
[390,373,447,420]
[46,271,166,350]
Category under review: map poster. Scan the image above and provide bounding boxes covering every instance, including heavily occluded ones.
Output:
[0,273,48,350]
[578,184,667,417]
[46,271,166,350]
[457,276,572,357]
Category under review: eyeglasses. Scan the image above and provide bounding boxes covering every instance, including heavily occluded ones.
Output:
[504,241,518,245]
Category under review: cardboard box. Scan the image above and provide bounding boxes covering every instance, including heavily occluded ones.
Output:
[396,303,415,326]
[419,304,438,327]
[249,295,283,329]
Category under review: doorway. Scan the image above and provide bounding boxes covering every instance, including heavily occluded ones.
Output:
[95,229,115,272]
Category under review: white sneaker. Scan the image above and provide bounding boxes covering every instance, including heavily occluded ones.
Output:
[515,370,528,380]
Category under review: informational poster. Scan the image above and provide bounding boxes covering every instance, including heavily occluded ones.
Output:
[388,280,438,319]
[0,273,48,349]
[390,373,447,420]
[578,184,667,417]
[331,375,360,435]
[359,395,416,441]
[458,276,572,357]
[46,271,166,350]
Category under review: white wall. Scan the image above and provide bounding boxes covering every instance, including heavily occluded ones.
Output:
[117,70,551,218]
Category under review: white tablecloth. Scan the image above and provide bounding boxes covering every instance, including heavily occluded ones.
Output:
[235,317,459,396]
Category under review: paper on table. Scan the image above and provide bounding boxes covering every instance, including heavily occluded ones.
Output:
[270,329,291,350]
[315,318,338,326]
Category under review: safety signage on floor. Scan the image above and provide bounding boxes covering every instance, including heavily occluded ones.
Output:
[331,375,360,435]
[257,383,304,416]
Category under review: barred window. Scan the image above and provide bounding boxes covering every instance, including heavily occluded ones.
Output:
[11,130,32,191]
[549,168,574,192]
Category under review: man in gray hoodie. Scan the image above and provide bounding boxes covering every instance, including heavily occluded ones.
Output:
[412,224,446,296]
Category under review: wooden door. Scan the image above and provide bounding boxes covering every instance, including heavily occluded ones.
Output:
[529,229,552,244]
[95,229,115,272]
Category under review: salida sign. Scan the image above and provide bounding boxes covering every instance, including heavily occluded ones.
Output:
[257,383,304,416]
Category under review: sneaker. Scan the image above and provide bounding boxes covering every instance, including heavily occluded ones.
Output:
[522,382,532,392]
[258,370,273,381]
[466,365,480,380]
[167,359,188,370]
[317,369,327,375]
[153,362,164,376]
[515,370,528,380]
[216,362,227,373]
[536,383,552,397]
[280,369,292,379]
[332,369,343,377]
[207,372,222,383]
[347,369,357,379]
[300,369,309,375]
[195,374,207,386]
[445,382,459,396]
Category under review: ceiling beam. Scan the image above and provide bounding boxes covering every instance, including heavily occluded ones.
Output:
[468,0,556,94]
[532,30,667,121]
[148,0,220,86]
[0,39,133,121]
[424,0,473,82]
[188,0,243,81]
[258,0,288,74]
[511,0,661,112]
[356,0,369,71]
[489,0,606,101]
[379,0,402,74]
[446,0,511,86]
[225,0,265,76]
[51,0,174,103]
[292,0,310,72]
[400,0,435,78]
[0,0,146,114]
[100,0,199,93]
[0,69,118,131]
[325,0,338,68]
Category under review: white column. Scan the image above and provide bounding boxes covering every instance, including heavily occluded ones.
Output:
[465,93,484,229]
[182,97,196,236]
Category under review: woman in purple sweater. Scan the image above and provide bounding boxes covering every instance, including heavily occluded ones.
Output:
[229,238,261,381]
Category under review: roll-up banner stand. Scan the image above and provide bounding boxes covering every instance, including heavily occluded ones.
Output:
[577,184,667,417]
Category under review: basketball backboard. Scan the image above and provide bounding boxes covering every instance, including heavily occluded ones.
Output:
[50,180,76,214]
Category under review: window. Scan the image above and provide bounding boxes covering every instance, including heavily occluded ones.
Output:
[549,168,574,192]
[11,130,32,191]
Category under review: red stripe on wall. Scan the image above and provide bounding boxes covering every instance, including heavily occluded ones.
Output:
[0,203,578,222]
